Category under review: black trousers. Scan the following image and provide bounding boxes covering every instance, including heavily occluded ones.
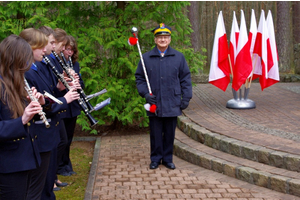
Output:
[58,116,77,173]
[25,151,51,200]
[0,170,30,200]
[149,116,177,163]
[42,120,67,200]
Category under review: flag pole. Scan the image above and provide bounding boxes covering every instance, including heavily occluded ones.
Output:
[228,54,234,79]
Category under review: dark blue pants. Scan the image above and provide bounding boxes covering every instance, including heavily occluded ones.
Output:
[42,120,67,200]
[26,151,51,200]
[0,170,30,200]
[149,116,177,163]
[58,116,77,173]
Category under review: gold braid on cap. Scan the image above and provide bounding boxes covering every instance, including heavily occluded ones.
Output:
[153,23,171,35]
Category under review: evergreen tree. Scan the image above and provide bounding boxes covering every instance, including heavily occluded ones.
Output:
[0,1,206,133]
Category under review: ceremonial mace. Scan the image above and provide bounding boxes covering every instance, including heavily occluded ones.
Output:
[128,27,156,114]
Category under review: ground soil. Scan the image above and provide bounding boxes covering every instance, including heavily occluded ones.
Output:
[74,124,149,137]
[71,141,95,154]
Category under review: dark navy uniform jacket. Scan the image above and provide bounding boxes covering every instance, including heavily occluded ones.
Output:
[0,93,41,173]
[41,54,84,118]
[65,61,84,118]
[25,63,68,153]
[135,46,192,117]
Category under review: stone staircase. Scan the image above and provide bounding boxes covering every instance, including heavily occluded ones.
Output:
[174,115,300,197]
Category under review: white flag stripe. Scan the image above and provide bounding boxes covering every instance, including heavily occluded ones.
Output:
[230,11,239,65]
[237,10,248,54]
[249,9,257,54]
[253,10,269,78]
[266,10,280,81]
[209,11,227,82]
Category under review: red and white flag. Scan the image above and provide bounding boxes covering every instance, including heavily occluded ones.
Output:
[232,10,252,91]
[229,11,239,70]
[209,11,230,91]
[265,10,280,87]
[253,10,273,90]
[248,9,260,76]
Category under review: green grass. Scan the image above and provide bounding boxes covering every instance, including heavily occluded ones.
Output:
[55,141,95,200]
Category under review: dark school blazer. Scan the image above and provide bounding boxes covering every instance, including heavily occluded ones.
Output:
[25,63,68,153]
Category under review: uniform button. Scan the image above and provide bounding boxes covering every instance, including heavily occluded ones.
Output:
[58,112,60,114]
[32,139,34,142]
[17,138,20,141]
[64,110,66,112]
[13,140,16,142]
[22,137,25,140]
[27,122,31,126]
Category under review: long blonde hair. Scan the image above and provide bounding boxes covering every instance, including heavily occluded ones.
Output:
[0,35,33,118]
[19,28,48,50]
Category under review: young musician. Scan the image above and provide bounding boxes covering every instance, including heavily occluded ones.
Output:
[36,26,73,195]
[20,28,79,200]
[58,35,84,176]
[0,35,43,199]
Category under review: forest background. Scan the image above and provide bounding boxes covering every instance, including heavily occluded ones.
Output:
[0,1,297,134]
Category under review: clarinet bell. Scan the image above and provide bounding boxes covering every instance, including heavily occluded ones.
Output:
[86,113,98,127]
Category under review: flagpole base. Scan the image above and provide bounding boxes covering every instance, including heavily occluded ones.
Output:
[226,98,256,109]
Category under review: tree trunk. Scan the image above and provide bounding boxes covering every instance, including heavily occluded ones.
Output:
[187,1,200,52]
[276,1,293,73]
[292,2,300,74]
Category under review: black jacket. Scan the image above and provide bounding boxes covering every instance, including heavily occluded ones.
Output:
[135,46,192,117]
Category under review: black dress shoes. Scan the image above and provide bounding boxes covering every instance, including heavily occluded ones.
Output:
[55,181,68,187]
[162,161,176,170]
[149,161,159,169]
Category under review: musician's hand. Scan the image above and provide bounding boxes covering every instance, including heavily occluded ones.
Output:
[64,88,80,104]
[73,73,80,81]
[69,69,80,81]
[30,87,45,105]
[22,101,42,125]
[72,80,82,90]
[57,80,66,91]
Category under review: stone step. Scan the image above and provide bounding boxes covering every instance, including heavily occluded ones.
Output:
[177,115,300,173]
[173,128,300,197]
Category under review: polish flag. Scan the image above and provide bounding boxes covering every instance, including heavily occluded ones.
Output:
[232,10,252,91]
[253,10,273,90]
[248,9,260,78]
[265,10,280,88]
[229,11,239,70]
[209,11,230,91]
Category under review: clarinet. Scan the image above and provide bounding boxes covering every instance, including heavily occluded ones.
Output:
[68,56,74,69]
[43,56,98,127]
[24,78,50,128]
[52,51,94,111]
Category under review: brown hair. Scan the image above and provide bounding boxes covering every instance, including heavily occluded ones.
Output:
[0,35,33,118]
[38,26,55,37]
[19,28,48,50]
[65,35,78,63]
[54,28,67,43]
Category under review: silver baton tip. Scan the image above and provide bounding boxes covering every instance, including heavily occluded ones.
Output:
[131,27,138,33]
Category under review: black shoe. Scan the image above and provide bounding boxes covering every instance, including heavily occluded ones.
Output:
[149,161,159,169]
[55,181,68,187]
[162,161,176,170]
[53,186,61,191]
[58,171,71,176]
[68,171,77,175]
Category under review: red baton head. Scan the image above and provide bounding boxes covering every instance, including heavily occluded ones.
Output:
[128,37,138,46]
